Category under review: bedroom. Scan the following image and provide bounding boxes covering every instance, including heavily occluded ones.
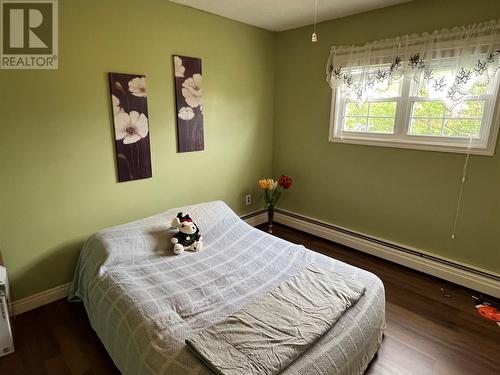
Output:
[0,0,499,373]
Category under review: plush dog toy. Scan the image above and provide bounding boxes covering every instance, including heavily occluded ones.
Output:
[170,212,203,255]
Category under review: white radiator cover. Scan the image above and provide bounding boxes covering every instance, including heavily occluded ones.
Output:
[0,265,14,357]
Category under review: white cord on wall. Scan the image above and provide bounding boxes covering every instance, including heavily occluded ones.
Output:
[450,136,473,240]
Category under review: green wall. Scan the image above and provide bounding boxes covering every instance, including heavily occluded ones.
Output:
[0,0,275,300]
[2,0,500,302]
[273,0,500,274]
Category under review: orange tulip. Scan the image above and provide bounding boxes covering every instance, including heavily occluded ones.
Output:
[258,179,269,189]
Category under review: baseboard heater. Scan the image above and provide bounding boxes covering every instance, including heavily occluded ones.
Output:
[272,209,500,287]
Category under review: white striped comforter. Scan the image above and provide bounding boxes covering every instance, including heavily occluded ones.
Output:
[69,200,385,375]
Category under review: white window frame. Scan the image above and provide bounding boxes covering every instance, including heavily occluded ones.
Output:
[329,71,500,155]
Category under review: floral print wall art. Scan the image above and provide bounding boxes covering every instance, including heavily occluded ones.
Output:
[173,55,204,152]
[109,72,152,182]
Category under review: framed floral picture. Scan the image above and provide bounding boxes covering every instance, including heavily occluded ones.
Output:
[109,72,152,182]
[173,55,204,152]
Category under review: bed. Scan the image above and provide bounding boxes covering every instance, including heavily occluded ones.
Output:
[69,201,385,375]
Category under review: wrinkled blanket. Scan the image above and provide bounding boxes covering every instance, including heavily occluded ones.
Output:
[186,265,366,375]
[69,201,385,375]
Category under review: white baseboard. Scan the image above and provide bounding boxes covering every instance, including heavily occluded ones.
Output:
[242,210,267,227]
[11,283,71,316]
[9,213,268,316]
[274,209,500,299]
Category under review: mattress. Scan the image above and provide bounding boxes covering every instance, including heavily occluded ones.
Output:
[69,201,385,375]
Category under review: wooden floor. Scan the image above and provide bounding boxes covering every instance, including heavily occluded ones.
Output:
[1,223,499,374]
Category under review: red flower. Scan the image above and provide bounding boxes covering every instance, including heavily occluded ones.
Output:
[278,175,292,189]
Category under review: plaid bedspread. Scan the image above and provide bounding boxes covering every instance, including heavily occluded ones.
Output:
[69,201,385,375]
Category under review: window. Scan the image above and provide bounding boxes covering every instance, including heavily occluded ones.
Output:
[326,20,500,155]
[330,69,500,155]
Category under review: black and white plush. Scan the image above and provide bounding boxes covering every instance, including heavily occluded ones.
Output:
[170,212,203,255]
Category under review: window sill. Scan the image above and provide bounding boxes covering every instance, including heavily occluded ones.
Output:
[329,134,496,156]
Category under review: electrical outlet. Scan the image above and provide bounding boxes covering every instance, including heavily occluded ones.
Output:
[245,194,252,206]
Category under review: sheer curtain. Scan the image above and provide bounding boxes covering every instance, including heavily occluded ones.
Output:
[326,19,500,107]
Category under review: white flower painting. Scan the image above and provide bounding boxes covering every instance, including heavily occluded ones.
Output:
[181,73,203,108]
[128,77,147,97]
[114,111,149,144]
[174,56,185,77]
[109,73,152,182]
[112,95,123,115]
[178,106,195,121]
[173,55,204,152]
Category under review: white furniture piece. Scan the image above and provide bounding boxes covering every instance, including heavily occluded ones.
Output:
[0,253,14,357]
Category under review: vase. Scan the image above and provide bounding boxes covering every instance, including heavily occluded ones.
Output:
[267,206,274,234]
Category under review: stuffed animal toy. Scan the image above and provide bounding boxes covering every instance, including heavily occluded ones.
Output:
[170,212,203,255]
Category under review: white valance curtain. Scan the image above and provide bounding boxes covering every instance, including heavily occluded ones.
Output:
[326,19,500,106]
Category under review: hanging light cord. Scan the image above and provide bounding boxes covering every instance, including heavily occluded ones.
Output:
[314,0,318,34]
[312,0,318,42]
[451,136,472,240]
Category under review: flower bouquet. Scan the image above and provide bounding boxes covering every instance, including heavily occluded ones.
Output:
[258,175,293,233]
